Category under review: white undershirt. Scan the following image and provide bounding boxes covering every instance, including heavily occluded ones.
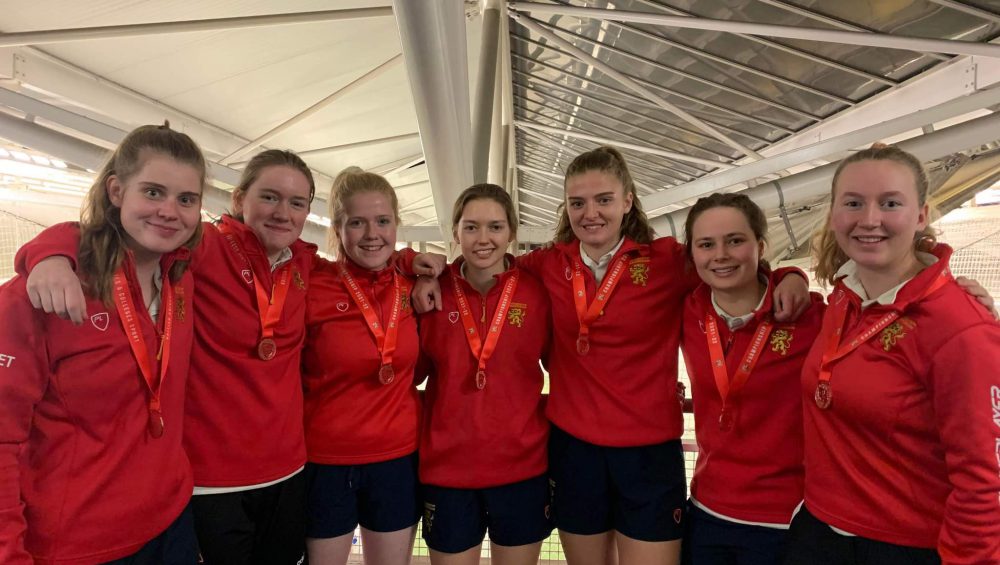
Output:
[710,276,768,331]
[580,237,625,284]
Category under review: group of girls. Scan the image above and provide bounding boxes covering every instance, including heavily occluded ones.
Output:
[0,120,996,565]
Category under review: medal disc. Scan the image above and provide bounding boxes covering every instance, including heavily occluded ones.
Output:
[814,382,832,410]
[576,335,590,356]
[718,410,734,432]
[475,369,487,390]
[257,338,277,361]
[148,410,164,439]
[378,364,395,385]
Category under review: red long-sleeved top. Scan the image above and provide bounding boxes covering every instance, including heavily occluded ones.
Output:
[801,244,1000,563]
[1,231,194,564]
[681,271,824,525]
[517,237,700,447]
[417,258,550,488]
[302,256,421,465]
[15,218,317,487]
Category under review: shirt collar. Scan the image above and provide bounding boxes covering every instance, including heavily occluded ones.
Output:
[270,247,293,271]
[835,252,939,308]
[580,237,625,271]
[710,275,769,330]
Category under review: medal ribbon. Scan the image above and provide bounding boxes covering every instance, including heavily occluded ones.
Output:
[818,270,949,388]
[112,267,173,435]
[452,270,519,383]
[572,252,630,344]
[221,230,292,343]
[705,314,773,415]
[338,262,404,372]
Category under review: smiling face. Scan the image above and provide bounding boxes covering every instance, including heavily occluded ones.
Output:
[107,152,203,264]
[565,169,633,258]
[455,198,512,276]
[830,159,928,281]
[337,190,398,271]
[690,206,764,295]
[233,165,312,260]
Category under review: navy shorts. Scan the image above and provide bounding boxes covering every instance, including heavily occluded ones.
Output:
[104,503,197,564]
[681,502,788,565]
[784,504,940,565]
[421,475,554,553]
[548,425,686,542]
[305,454,421,538]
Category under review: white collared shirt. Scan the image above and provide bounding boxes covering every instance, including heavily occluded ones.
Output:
[270,247,293,271]
[710,276,769,331]
[581,237,625,284]
[835,252,938,309]
[146,264,163,323]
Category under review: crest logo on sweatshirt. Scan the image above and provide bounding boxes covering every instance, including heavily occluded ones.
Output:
[878,317,916,352]
[241,269,253,285]
[508,303,527,327]
[629,257,650,286]
[336,301,349,312]
[564,266,572,281]
[448,311,459,324]
[293,269,305,290]
[90,312,109,332]
[770,328,793,356]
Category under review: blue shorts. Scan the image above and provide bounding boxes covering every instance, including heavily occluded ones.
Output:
[548,425,686,542]
[421,475,554,553]
[104,503,197,564]
[681,502,788,565]
[305,454,421,538]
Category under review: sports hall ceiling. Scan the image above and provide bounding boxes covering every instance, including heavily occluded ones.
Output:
[2,1,1000,259]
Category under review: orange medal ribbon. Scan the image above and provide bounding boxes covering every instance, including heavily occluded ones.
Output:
[571,251,630,355]
[815,270,949,410]
[704,314,773,431]
[338,262,405,385]
[452,270,519,390]
[112,268,173,439]
[221,229,292,361]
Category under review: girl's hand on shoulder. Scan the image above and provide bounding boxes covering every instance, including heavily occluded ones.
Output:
[26,256,87,325]
[412,276,443,313]
[955,276,998,320]
[772,273,810,323]
[412,252,447,277]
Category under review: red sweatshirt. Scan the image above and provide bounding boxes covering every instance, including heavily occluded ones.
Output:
[801,244,1000,562]
[517,237,700,446]
[417,258,550,488]
[681,272,824,525]
[303,255,421,465]
[0,231,194,564]
[14,218,317,487]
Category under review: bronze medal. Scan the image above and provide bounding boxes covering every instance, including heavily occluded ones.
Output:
[576,335,590,356]
[718,409,734,432]
[814,382,832,410]
[257,338,277,361]
[378,364,395,385]
[475,369,487,390]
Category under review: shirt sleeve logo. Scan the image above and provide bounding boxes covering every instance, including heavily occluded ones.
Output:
[241,269,254,285]
[508,303,528,327]
[336,301,349,312]
[448,311,459,324]
[91,312,110,332]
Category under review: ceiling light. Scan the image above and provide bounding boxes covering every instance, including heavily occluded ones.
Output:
[30,155,50,166]
[10,151,30,162]
[50,159,67,169]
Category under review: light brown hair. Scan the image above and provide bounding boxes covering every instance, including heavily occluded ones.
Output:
[327,167,400,251]
[554,145,655,244]
[79,123,206,304]
[231,149,315,220]
[812,144,935,286]
[451,183,518,240]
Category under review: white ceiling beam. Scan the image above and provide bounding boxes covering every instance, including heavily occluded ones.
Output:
[508,2,1000,58]
[220,53,403,164]
[472,1,502,184]
[392,0,475,238]
[385,155,426,178]
[509,12,763,160]
[519,210,552,224]
[370,153,424,176]
[0,7,394,47]
[517,163,564,182]
[515,120,731,170]
[519,201,558,217]
[294,132,420,159]
[926,0,1000,26]
[519,187,563,205]
[642,85,1000,214]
